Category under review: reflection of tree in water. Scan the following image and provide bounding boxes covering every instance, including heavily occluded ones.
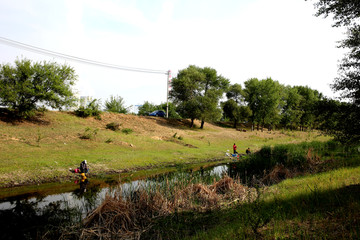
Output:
[72,179,102,214]
[0,198,81,240]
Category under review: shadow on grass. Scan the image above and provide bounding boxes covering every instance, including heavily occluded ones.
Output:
[142,184,360,240]
[0,108,50,125]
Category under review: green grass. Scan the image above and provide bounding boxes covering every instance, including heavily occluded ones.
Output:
[141,165,360,240]
[0,111,330,187]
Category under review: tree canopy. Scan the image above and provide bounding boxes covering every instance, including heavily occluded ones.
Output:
[0,58,77,118]
[311,0,360,143]
[243,78,282,131]
[170,65,229,128]
[311,0,360,105]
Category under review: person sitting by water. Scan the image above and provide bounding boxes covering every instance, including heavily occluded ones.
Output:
[246,148,251,154]
[80,160,89,174]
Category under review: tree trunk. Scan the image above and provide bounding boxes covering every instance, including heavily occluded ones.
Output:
[200,120,205,129]
[190,118,194,128]
[233,120,237,129]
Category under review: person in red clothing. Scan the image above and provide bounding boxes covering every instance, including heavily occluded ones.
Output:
[233,143,237,154]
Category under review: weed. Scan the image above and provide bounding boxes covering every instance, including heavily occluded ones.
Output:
[122,128,133,135]
[106,122,121,131]
[36,129,43,147]
[105,138,113,144]
[79,127,99,140]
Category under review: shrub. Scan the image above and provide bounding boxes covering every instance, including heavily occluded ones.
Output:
[106,122,121,131]
[74,99,101,118]
[104,95,130,113]
[79,127,98,140]
[122,128,133,135]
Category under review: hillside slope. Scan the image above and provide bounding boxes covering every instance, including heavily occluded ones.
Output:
[0,111,325,187]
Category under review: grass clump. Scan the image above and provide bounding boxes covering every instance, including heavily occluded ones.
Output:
[79,127,98,140]
[122,128,133,135]
[105,122,121,131]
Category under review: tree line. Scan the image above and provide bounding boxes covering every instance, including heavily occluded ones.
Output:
[2,0,360,145]
[0,58,357,144]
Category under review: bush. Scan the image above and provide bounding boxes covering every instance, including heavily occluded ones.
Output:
[79,127,98,140]
[75,99,101,118]
[122,128,133,135]
[104,95,130,113]
[106,122,121,131]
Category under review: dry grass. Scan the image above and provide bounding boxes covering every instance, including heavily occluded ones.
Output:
[68,176,251,239]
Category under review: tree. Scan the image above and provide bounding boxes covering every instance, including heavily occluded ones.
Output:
[0,58,77,118]
[104,95,130,114]
[170,65,229,128]
[226,83,244,104]
[198,67,229,128]
[222,99,251,128]
[281,86,302,130]
[137,101,158,116]
[294,86,322,131]
[157,102,181,119]
[311,0,360,105]
[243,78,283,131]
[311,0,360,143]
[316,98,360,143]
[223,83,251,128]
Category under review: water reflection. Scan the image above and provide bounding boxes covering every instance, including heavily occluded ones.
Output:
[0,162,230,239]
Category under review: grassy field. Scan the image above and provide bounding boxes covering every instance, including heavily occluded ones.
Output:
[0,111,329,187]
[136,143,360,240]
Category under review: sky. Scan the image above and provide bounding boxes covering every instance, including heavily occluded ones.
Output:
[0,0,347,110]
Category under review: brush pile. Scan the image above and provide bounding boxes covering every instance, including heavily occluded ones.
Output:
[74,176,250,239]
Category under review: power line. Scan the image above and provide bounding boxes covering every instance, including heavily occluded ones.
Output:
[0,36,168,75]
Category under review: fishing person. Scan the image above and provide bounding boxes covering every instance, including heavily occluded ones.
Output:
[79,160,89,174]
[246,147,251,154]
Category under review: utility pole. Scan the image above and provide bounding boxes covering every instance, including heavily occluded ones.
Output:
[166,70,171,118]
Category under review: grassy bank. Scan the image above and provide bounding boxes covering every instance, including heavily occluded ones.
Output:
[57,141,359,239]
[0,111,328,187]
[139,143,360,240]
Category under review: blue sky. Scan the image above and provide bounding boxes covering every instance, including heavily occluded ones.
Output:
[0,0,346,109]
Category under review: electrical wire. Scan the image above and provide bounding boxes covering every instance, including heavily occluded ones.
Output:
[0,36,168,75]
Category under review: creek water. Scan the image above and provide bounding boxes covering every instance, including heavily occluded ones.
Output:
[0,162,230,218]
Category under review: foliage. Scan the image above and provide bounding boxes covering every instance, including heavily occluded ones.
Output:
[312,0,360,143]
[104,95,130,114]
[281,86,302,129]
[74,99,101,118]
[137,101,157,116]
[79,127,98,140]
[222,99,251,128]
[156,102,181,119]
[0,58,77,118]
[312,0,360,104]
[105,122,121,131]
[316,98,360,144]
[122,128,133,135]
[170,65,229,128]
[243,78,283,131]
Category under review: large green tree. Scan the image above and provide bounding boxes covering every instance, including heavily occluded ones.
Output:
[311,0,360,143]
[0,58,77,118]
[311,0,360,105]
[281,86,302,130]
[243,78,283,131]
[295,86,322,131]
[223,83,251,128]
[170,65,229,128]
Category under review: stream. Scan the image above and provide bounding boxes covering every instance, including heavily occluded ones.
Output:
[0,162,230,218]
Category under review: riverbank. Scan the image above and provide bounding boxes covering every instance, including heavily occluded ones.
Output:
[0,111,329,188]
